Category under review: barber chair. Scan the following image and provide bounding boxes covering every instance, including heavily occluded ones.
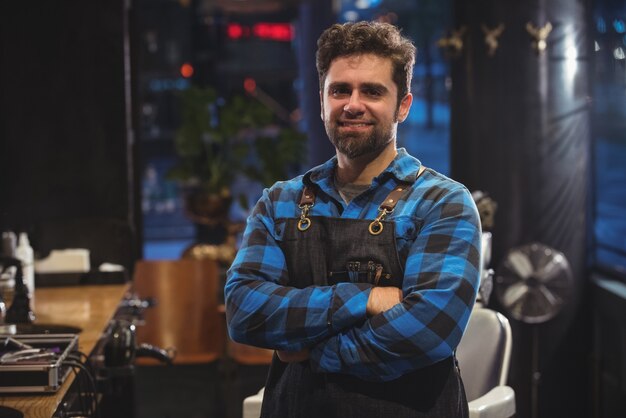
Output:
[476,232,494,307]
[242,307,515,418]
[457,307,515,418]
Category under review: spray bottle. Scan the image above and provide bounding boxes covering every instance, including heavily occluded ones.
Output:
[15,233,34,298]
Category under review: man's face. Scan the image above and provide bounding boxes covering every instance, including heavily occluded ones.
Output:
[320,53,412,160]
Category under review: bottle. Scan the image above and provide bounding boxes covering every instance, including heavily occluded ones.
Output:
[2,231,17,257]
[15,233,35,297]
[1,231,18,303]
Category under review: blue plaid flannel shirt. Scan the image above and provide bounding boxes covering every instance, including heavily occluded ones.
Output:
[225,148,482,381]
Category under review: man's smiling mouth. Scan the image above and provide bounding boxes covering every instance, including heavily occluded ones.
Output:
[338,121,373,127]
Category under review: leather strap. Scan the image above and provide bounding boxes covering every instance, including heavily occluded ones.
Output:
[379,183,410,212]
[299,185,316,206]
[378,166,426,212]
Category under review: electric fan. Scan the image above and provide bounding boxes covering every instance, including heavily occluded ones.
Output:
[494,242,574,418]
[495,242,573,323]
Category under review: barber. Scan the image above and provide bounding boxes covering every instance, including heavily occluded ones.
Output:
[225,21,481,417]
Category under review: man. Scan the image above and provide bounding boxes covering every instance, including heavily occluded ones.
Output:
[225,21,481,417]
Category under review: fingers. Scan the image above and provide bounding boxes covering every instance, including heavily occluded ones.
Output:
[366,286,403,316]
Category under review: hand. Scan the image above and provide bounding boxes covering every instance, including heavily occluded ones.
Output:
[366,286,403,316]
[276,348,310,363]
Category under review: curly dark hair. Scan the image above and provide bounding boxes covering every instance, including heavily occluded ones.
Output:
[316,21,416,107]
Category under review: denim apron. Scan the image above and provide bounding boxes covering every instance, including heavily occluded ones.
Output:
[260,182,469,418]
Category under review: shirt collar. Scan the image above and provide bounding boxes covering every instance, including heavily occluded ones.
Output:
[303,147,422,187]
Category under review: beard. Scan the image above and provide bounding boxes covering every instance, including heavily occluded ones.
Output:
[325,119,396,160]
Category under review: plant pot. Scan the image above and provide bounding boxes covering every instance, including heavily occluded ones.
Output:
[183,188,233,226]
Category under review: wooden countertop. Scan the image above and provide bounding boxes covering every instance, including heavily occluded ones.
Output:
[0,284,128,418]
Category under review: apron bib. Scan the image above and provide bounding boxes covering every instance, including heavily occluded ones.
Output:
[260,185,469,418]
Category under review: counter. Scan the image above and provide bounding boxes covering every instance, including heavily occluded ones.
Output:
[0,284,129,418]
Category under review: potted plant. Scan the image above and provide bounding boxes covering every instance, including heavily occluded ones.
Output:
[167,86,306,227]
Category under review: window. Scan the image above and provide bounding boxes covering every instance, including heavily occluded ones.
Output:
[593,4,626,279]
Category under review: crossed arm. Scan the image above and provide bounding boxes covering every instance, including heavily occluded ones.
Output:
[276,287,402,362]
[225,186,481,381]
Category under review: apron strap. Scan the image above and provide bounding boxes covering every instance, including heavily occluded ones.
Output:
[369,166,427,235]
[379,165,426,212]
[299,185,316,206]
[379,183,410,212]
[301,166,427,234]
[298,186,316,231]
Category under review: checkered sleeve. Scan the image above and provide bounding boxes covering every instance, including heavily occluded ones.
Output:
[224,186,373,351]
[309,184,481,381]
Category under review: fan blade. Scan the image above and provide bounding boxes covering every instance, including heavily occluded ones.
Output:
[536,283,561,308]
[505,251,534,278]
[501,281,529,308]
[534,254,569,284]
[509,288,530,319]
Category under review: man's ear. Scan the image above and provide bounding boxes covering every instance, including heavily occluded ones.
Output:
[319,90,324,120]
[396,93,413,123]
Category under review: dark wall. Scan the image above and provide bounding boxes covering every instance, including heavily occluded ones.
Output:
[450,0,592,417]
[0,1,139,263]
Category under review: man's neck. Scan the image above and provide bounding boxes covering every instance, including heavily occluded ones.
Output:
[335,142,397,185]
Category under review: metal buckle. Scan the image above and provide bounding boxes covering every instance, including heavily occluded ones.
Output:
[297,203,313,231]
[368,208,391,235]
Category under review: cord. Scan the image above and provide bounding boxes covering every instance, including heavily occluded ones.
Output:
[66,362,88,417]
[67,351,93,375]
[63,360,100,418]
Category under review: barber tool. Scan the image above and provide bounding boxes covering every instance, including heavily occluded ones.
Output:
[0,334,78,393]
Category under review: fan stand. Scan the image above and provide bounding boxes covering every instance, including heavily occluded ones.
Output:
[495,242,574,418]
[531,325,540,418]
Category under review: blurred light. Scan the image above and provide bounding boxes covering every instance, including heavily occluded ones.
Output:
[175,79,190,90]
[565,45,578,60]
[227,22,294,42]
[180,63,194,78]
[252,23,294,42]
[375,12,398,24]
[343,11,359,22]
[354,0,382,9]
[597,17,607,33]
[148,78,190,92]
[613,19,625,33]
[227,23,244,40]
[290,108,302,122]
[595,41,601,51]
[244,77,257,93]
[564,32,578,84]
[613,47,625,60]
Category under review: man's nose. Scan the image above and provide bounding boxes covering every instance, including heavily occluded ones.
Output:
[343,91,365,115]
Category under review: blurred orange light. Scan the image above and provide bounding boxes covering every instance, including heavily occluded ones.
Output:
[180,63,194,78]
[244,77,257,93]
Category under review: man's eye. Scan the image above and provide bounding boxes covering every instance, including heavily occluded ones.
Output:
[331,87,350,96]
[363,88,382,97]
